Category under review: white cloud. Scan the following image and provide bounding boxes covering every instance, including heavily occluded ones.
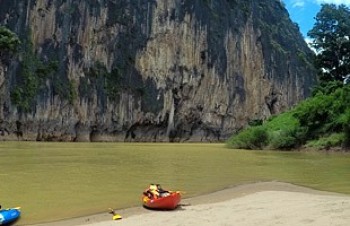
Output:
[314,0,350,5]
[292,0,306,7]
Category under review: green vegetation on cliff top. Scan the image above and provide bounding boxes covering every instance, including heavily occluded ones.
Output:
[227,4,350,151]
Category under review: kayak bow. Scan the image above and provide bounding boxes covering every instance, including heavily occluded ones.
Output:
[0,207,21,225]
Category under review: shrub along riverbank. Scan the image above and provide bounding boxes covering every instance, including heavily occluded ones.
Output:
[227,81,350,151]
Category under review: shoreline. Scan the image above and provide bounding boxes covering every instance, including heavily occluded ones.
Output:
[29,181,350,226]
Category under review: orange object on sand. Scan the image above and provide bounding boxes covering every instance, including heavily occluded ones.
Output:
[142,191,181,210]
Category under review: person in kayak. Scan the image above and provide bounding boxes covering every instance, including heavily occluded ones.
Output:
[156,184,170,197]
[147,184,159,198]
[146,184,170,199]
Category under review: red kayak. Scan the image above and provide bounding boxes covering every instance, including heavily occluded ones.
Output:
[142,191,181,210]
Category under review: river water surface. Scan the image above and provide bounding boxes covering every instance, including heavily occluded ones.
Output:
[0,142,349,224]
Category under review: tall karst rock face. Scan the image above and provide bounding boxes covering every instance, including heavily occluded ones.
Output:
[0,0,316,142]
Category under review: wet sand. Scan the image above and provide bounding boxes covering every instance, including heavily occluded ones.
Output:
[31,182,350,226]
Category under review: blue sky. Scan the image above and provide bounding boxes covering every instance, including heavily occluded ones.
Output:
[284,0,350,38]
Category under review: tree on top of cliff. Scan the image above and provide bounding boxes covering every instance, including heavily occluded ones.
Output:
[0,26,21,60]
[308,4,350,83]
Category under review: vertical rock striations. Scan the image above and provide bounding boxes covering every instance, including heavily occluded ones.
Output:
[0,0,316,142]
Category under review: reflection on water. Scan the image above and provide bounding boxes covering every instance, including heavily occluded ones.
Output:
[0,142,349,224]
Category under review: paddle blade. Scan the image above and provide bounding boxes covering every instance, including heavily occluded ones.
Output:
[112,214,122,220]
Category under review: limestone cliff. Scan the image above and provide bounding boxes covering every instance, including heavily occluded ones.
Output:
[0,0,316,142]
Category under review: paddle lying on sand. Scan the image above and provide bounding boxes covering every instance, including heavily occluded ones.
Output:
[108,208,122,220]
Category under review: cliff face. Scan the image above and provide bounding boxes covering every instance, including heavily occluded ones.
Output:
[0,0,316,142]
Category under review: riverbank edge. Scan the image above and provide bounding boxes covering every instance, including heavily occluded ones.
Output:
[28,181,348,226]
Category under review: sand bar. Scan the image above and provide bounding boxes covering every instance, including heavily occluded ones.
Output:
[31,182,350,226]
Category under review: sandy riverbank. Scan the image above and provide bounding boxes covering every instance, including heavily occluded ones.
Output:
[31,182,350,226]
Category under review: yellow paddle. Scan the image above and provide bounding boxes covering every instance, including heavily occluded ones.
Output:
[108,208,122,220]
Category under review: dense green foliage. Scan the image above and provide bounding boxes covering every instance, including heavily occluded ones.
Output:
[227,126,268,150]
[11,40,58,112]
[308,4,350,82]
[227,4,350,151]
[343,110,350,147]
[3,27,77,111]
[227,81,350,151]
[0,26,20,59]
[83,61,131,100]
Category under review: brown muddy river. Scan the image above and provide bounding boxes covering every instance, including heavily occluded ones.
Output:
[1,142,349,225]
